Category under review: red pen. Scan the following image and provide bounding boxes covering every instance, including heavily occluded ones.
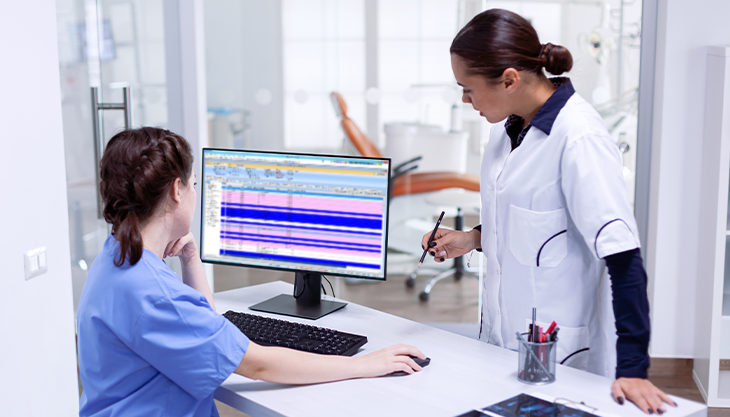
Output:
[545,321,557,335]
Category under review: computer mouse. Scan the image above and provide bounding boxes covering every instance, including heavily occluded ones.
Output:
[386,355,430,376]
[411,355,430,368]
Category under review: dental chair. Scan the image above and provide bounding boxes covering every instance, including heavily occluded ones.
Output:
[330,92,481,301]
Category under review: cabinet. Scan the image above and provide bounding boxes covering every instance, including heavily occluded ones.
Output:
[694,45,730,407]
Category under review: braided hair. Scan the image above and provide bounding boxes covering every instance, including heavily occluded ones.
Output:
[99,127,193,266]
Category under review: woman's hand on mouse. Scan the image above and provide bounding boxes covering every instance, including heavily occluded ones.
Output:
[354,344,426,377]
[163,232,199,264]
[421,229,476,263]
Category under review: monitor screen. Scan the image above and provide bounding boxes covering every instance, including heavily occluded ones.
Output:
[200,149,390,280]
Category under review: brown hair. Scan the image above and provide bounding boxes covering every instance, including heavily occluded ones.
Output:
[450,9,572,79]
[99,127,193,266]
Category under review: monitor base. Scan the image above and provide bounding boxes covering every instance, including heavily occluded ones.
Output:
[248,272,347,320]
[249,294,347,320]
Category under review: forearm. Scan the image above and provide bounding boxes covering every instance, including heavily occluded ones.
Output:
[235,343,361,384]
[606,248,651,379]
[181,254,215,310]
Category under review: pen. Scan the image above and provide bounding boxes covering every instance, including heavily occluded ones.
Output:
[545,321,557,336]
[418,211,446,268]
[551,327,560,341]
[531,308,537,342]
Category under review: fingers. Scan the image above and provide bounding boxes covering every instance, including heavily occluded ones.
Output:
[392,363,414,375]
[646,394,662,415]
[164,233,196,258]
[167,238,186,258]
[632,396,652,414]
[389,343,426,359]
[619,379,667,415]
[658,390,677,408]
[649,392,665,414]
[611,380,625,405]
[421,229,453,251]
[394,355,422,372]
[163,240,175,259]
[645,387,668,414]
[386,344,421,357]
[621,385,652,414]
[421,233,433,250]
[429,231,473,260]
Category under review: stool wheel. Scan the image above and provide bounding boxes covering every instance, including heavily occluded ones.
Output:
[419,292,430,302]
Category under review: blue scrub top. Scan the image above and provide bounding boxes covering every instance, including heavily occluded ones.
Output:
[77,235,249,417]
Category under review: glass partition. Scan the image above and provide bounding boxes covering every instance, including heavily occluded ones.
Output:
[56,0,169,315]
[203,0,644,321]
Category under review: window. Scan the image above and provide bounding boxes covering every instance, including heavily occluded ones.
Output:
[377,0,460,145]
[282,0,366,150]
[282,0,461,151]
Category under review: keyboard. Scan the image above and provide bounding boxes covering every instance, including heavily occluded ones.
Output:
[223,310,368,356]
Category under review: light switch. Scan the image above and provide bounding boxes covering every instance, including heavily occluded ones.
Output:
[24,247,48,280]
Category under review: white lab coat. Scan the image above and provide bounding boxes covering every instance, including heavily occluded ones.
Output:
[478,92,640,378]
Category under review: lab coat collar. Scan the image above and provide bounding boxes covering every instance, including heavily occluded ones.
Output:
[503,77,575,143]
[529,77,575,136]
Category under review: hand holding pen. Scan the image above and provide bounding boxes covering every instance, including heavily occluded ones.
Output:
[420,219,479,263]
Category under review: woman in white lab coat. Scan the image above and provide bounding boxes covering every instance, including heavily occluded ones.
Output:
[422,9,674,415]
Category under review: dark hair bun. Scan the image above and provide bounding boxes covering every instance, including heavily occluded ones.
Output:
[451,9,574,79]
[540,43,573,75]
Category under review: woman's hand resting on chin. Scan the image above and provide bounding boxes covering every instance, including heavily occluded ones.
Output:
[163,232,199,263]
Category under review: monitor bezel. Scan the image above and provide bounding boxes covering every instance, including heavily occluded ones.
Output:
[199,147,391,281]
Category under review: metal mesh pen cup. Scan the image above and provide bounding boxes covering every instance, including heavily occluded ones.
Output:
[516,332,557,385]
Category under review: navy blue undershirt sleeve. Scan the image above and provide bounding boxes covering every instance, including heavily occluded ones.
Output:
[605,248,651,379]
[472,225,482,252]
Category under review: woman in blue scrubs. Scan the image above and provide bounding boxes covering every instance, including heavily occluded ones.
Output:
[77,127,425,417]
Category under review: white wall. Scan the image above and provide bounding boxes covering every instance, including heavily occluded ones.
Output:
[647,0,730,358]
[0,1,79,414]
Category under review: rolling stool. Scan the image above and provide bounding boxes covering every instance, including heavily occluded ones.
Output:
[404,189,480,301]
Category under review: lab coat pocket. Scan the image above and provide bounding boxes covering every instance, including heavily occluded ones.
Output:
[509,205,568,267]
[556,325,590,371]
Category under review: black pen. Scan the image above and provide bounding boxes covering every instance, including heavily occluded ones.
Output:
[418,211,446,268]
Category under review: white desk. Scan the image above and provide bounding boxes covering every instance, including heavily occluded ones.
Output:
[214,281,706,417]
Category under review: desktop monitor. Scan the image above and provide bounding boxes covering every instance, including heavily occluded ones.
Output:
[200,148,391,319]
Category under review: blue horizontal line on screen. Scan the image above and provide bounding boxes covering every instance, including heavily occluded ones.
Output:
[222,207,383,230]
[221,235,382,253]
[220,202,382,219]
[219,249,382,270]
[222,186,385,201]
[220,219,383,237]
[225,226,381,241]
[220,231,381,249]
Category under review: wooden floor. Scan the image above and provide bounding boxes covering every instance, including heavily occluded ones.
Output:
[213,265,724,417]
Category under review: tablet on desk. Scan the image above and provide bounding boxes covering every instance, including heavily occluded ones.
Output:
[455,393,599,417]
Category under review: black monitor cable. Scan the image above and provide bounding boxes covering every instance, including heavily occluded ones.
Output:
[293,276,307,298]
[293,274,335,298]
[322,275,335,298]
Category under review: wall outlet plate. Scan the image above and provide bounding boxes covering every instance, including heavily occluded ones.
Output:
[24,246,48,280]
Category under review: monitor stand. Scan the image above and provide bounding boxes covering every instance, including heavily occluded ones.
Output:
[249,272,347,320]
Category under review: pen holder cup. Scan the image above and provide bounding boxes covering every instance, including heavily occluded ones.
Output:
[516,332,557,385]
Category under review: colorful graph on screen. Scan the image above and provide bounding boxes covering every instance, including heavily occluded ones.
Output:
[201,150,390,279]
